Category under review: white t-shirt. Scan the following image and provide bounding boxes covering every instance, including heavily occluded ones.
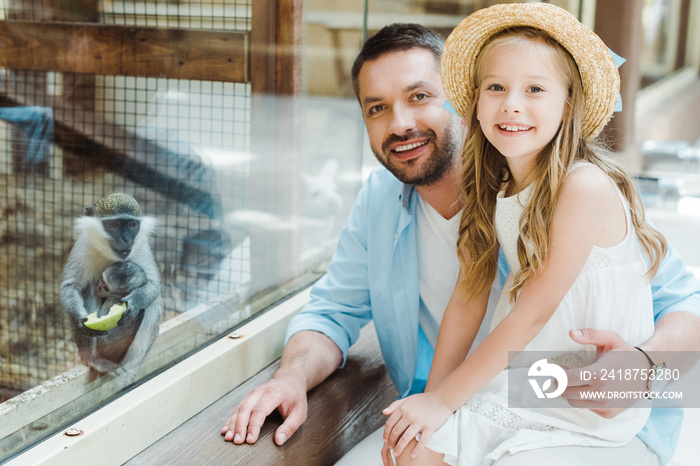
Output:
[416,194,461,346]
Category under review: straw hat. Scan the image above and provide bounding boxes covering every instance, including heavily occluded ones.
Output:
[441,2,620,140]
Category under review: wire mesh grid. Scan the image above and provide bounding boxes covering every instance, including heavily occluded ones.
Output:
[0,0,252,401]
[1,0,251,30]
[101,0,251,30]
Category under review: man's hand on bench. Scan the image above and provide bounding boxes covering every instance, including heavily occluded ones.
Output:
[221,368,308,446]
[220,331,343,447]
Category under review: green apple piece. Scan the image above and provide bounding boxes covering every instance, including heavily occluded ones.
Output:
[83,302,127,331]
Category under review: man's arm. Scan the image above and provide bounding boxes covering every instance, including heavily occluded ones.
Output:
[221,330,342,445]
[221,170,383,445]
[638,310,700,355]
[564,312,700,415]
[563,241,700,415]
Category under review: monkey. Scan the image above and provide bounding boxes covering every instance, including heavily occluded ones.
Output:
[60,192,162,381]
[96,261,148,316]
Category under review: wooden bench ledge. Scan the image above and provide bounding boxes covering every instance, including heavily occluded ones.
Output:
[125,324,397,465]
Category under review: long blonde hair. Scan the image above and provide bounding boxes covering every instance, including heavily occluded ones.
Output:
[457,27,667,302]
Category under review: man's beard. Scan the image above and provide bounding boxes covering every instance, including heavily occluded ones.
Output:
[372,118,461,187]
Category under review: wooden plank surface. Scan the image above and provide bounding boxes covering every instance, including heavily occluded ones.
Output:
[0,21,249,83]
[124,324,398,466]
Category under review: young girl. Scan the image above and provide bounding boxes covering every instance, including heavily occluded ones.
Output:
[382,3,667,465]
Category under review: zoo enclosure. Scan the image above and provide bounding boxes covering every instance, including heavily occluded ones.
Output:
[0,0,340,460]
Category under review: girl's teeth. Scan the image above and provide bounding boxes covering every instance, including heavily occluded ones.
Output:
[499,124,530,132]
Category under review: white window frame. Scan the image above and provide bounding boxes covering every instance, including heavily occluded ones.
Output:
[4,287,311,465]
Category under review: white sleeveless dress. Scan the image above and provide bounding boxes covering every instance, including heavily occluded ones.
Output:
[426,165,655,465]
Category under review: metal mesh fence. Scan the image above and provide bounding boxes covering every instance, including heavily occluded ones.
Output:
[2,0,250,30]
[0,0,252,401]
[101,0,251,30]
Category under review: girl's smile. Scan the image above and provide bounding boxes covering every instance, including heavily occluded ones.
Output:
[495,122,533,134]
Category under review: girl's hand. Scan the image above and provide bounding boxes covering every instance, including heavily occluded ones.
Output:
[382,392,453,459]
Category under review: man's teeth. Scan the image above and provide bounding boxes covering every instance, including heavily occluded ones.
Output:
[499,124,531,132]
[394,141,428,152]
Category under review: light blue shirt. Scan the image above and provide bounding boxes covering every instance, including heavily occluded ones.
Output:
[286,167,700,464]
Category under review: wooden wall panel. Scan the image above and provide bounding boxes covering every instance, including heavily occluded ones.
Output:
[0,21,249,83]
[249,0,303,292]
[594,0,642,158]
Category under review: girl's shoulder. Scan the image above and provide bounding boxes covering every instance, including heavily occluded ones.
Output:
[560,163,618,207]
[564,162,614,191]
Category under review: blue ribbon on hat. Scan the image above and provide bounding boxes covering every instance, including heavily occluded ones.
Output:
[443,99,459,116]
[609,48,625,112]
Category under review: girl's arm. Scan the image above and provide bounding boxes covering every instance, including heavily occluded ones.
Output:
[381,265,491,458]
[385,165,622,458]
[425,269,492,391]
[435,165,619,410]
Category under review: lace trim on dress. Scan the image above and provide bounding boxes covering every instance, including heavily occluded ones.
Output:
[582,252,616,271]
[466,396,557,432]
[466,396,597,450]
[548,352,588,369]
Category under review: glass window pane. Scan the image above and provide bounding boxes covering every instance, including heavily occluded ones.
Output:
[0,0,363,459]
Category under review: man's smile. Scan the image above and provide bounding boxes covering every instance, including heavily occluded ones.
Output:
[393,140,429,153]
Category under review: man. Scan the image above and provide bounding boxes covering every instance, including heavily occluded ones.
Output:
[221,24,700,465]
